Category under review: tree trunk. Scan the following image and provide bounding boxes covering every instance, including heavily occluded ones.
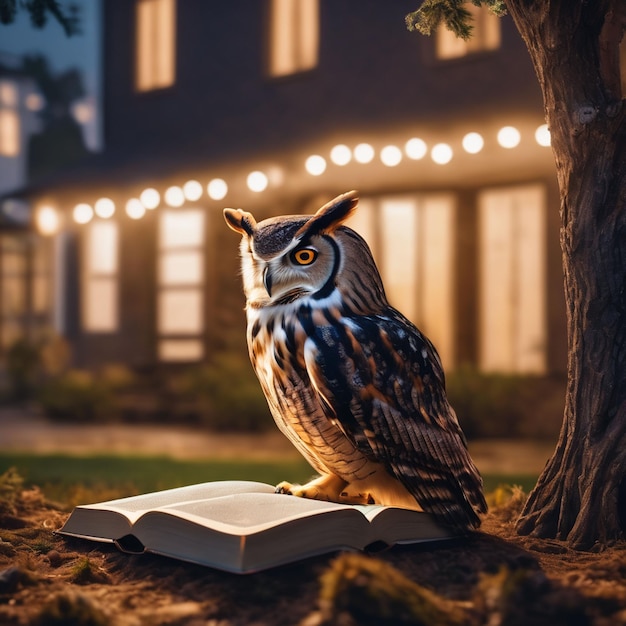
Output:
[506,0,626,548]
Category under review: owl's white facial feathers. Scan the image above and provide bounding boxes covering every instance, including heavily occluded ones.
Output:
[240,231,343,309]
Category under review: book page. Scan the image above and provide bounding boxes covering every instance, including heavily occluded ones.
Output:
[87,481,276,515]
[146,492,360,535]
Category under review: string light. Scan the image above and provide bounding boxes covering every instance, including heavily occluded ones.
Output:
[207,178,228,200]
[354,143,375,164]
[405,138,427,160]
[497,126,521,149]
[125,198,146,219]
[94,197,115,219]
[380,145,402,167]
[330,144,351,166]
[73,203,93,224]
[183,180,203,201]
[305,155,327,176]
[164,186,185,207]
[247,171,268,192]
[462,132,484,154]
[140,188,160,209]
[431,143,453,165]
[36,206,60,235]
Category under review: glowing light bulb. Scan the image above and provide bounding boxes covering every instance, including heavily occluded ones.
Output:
[73,203,93,224]
[305,155,327,176]
[94,197,115,219]
[330,144,351,166]
[462,132,484,154]
[36,206,60,235]
[164,186,185,207]
[140,188,160,209]
[183,180,203,201]
[247,171,268,192]
[125,198,146,219]
[535,124,551,147]
[207,178,228,200]
[431,143,453,165]
[353,143,375,164]
[405,138,427,160]
[497,126,521,149]
[380,145,402,167]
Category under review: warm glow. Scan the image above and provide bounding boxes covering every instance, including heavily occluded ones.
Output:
[207,178,228,200]
[164,185,185,207]
[431,143,453,165]
[140,187,160,209]
[380,145,402,167]
[94,197,115,219]
[72,101,94,124]
[183,179,203,201]
[25,92,45,111]
[353,143,374,164]
[405,138,427,160]
[126,198,146,219]
[73,203,94,224]
[535,124,551,147]
[305,154,326,176]
[497,126,521,149]
[247,171,268,192]
[36,206,60,235]
[330,144,351,166]
[136,0,176,91]
[462,132,484,154]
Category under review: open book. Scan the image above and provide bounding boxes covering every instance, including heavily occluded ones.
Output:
[59,480,451,573]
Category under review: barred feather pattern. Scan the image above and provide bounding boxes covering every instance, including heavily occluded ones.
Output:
[224,191,487,532]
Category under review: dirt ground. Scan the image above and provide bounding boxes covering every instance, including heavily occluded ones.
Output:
[1,481,625,626]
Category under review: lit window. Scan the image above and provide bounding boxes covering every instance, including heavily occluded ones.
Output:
[347,194,456,369]
[83,221,119,332]
[136,0,176,91]
[436,4,500,60]
[479,184,546,374]
[158,210,205,361]
[268,0,319,77]
[0,81,19,157]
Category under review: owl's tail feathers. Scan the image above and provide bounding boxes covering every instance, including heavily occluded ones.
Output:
[398,458,488,533]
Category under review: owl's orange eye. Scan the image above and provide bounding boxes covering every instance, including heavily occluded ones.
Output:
[291,248,318,266]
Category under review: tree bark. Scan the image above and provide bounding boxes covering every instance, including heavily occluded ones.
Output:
[506,0,626,548]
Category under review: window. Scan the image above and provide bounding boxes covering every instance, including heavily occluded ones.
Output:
[347,194,456,369]
[136,0,176,91]
[0,236,27,348]
[268,0,319,77]
[436,4,500,60]
[158,210,205,361]
[479,184,546,374]
[0,81,19,157]
[83,221,119,332]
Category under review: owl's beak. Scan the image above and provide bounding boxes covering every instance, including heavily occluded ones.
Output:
[263,267,273,296]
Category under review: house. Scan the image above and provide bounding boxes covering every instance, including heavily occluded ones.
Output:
[1,0,565,383]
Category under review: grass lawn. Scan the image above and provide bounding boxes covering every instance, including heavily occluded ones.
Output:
[0,452,538,509]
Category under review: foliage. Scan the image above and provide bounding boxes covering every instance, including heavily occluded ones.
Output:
[5,338,41,401]
[165,352,271,431]
[445,366,564,440]
[0,0,81,36]
[0,466,24,515]
[405,0,506,39]
[37,369,114,423]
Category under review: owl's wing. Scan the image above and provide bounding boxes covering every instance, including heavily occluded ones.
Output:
[301,307,487,531]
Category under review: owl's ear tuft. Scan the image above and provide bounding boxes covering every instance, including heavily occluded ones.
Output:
[223,208,257,236]
[296,190,359,239]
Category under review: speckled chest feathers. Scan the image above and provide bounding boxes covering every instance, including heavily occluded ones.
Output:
[224,190,487,532]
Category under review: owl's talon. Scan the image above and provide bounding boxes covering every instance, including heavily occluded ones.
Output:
[275,481,295,495]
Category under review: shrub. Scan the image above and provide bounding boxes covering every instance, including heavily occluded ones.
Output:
[445,366,564,440]
[166,352,271,431]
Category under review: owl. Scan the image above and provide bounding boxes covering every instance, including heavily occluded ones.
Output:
[224,190,487,531]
